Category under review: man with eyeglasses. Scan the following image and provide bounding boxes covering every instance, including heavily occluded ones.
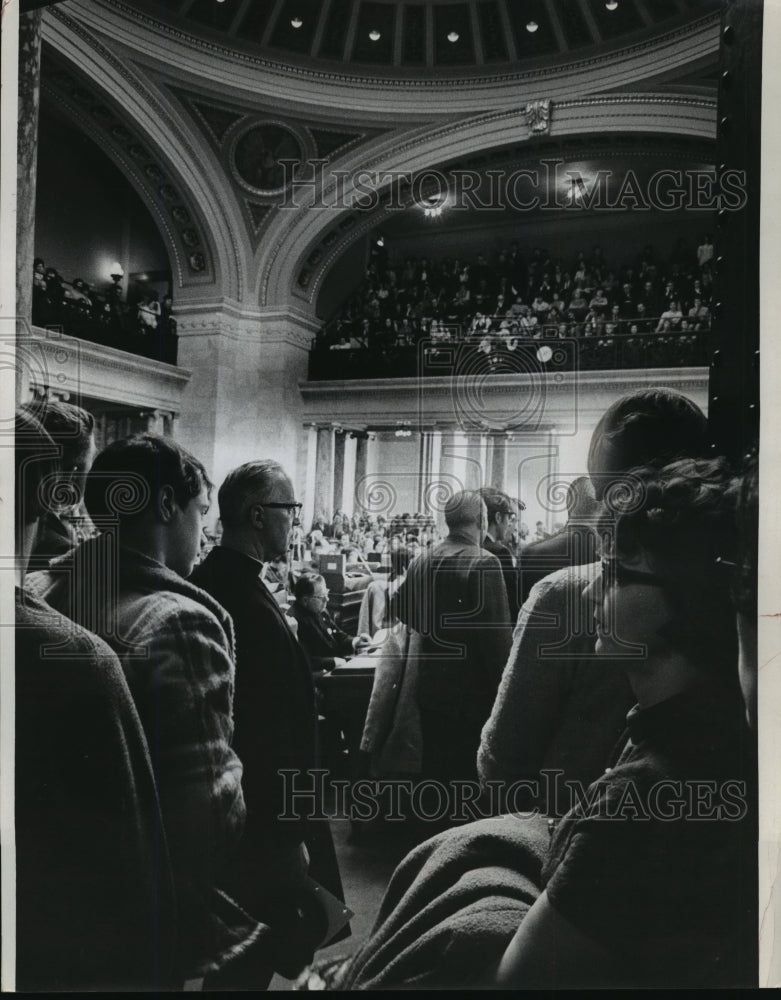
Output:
[289,573,372,675]
[191,460,346,984]
[478,487,523,624]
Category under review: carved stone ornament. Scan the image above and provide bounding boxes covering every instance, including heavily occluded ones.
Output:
[525,99,551,134]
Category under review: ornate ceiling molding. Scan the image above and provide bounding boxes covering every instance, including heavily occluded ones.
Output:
[57,1,720,120]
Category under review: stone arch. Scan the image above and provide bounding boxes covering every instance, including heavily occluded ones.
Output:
[257,94,717,312]
[41,10,248,304]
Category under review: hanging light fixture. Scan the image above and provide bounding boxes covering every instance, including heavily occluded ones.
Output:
[606,1,618,9]
[447,30,459,42]
[369,29,381,41]
[291,16,303,28]
[526,20,538,33]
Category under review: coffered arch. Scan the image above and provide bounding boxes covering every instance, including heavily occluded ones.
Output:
[256,93,717,314]
[41,7,250,305]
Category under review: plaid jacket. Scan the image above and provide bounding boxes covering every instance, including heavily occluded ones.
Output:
[28,537,260,978]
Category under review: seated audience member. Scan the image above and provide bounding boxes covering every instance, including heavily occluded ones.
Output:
[290,573,372,673]
[391,490,512,782]
[321,459,754,990]
[191,461,348,980]
[479,389,708,800]
[15,412,177,991]
[22,398,97,562]
[478,486,522,623]
[27,435,262,984]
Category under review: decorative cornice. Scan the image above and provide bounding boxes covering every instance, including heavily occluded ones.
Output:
[25,327,191,410]
[299,368,708,398]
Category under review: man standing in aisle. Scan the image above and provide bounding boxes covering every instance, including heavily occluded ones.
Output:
[27,434,262,985]
[392,490,512,782]
[192,460,346,979]
[478,487,522,625]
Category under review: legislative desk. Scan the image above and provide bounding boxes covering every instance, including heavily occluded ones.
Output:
[317,644,381,776]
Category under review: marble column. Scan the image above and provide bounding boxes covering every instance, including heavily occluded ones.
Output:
[489,434,507,491]
[354,434,368,495]
[314,425,334,523]
[464,434,485,491]
[16,10,43,402]
[174,302,316,491]
[332,430,346,516]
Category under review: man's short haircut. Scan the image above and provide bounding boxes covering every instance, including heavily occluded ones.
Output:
[84,434,210,524]
[477,487,514,522]
[16,409,59,527]
[295,572,324,600]
[21,398,94,471]
[218,460,286,529]
[444,490,485,531]
[587,388,707,497]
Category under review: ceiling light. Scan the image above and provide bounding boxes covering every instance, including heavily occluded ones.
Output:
[605,1,618,9]
[369,29,381,41]
[526,20,538,33]
[447,31,459,42]
[291,16,303,28]
[376,236,385,247]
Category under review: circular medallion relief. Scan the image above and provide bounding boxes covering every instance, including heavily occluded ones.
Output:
[233,124,302,194]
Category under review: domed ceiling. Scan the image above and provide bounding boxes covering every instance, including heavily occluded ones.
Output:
[123,0,721,76]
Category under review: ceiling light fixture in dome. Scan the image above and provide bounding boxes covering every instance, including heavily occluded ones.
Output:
[606,1,618,9]
[291,16,303,28]
[526,20,538,33]
[369,29,381,41]
[447,31,459,42]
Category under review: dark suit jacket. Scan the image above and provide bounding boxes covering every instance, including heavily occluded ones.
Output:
[288,603,354,672]
[393,530,512,723]
[483,534,521,625]
[520,522,599,603]
[190,547,317,861]
[191,546,348,958]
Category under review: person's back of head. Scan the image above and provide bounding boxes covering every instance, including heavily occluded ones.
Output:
[15,409,59,563]
[587,388,707,500]
[21,398,95,499]
[444,490,487,540]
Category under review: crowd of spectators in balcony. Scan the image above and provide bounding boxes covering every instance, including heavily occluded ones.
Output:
[31,257,178,364]
[311,236,715,376]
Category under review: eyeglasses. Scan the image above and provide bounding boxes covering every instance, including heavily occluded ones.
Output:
[600,555,667,590]
[259,501,303,516]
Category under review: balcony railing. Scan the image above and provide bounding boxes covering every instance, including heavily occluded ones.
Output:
[308,328,711,381]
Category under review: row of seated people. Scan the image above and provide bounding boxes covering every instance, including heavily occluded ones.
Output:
[300,388,758,989]
[15,388,758,990]
[16,401,354,990]
[31,257,178,363]
[320,236,715,350]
